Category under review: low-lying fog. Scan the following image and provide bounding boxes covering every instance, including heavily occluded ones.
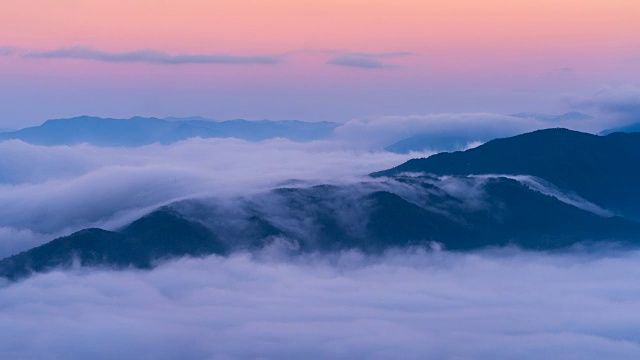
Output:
[1,247,639,359]
[2,125,639,359]
[0,138,428,257]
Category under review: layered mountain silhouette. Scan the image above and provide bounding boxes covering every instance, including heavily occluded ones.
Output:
[2,128,640,281]
[0,116,339,146]
[0,210,226,281]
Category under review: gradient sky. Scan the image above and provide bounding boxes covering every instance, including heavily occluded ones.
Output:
[1,0,639,127]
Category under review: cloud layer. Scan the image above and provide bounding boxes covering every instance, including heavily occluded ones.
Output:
[0,109,620,257]
[0,108,638,359]
[327,51,412,69]
[3,46,416,68]
[0,138,421,257]
[568,86,640,125]
[1,248,639,359]
[23,46,282,65]
[335,113,544,148]
[0,46,18,56]
[2,46,282,65]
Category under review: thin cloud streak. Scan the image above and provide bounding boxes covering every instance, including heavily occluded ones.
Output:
[327,51,412,69]
[563,86,640,131]
[0,47,19,56]
[3,46,416,69]
[572,86,640,116]
[23,46,283,65]
[328,55,389,69]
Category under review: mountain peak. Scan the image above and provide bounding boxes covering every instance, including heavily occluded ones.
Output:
[373,128,640,219]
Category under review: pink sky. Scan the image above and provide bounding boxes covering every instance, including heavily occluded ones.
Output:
[1,0,639,126]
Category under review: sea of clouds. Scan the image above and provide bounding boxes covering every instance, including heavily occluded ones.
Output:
[2,105,640,359]
[0,137,426,257]
[1,247,640,359]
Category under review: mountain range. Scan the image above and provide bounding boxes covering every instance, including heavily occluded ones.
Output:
[2,127,640,281]
[0,116,339,146]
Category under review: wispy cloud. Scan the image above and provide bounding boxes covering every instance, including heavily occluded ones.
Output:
[20,46,282,65]
[4,46,414,69]
[327,51,412,69]
[0,46,285,65]
[0,137,415,257]
[334,113,546,148]
[0,47,19,56]
[567,86,640,123]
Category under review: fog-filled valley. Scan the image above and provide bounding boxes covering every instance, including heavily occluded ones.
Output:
[5,1,640,357]
[3,248,640,359]
[2,116,640,358]
[0,135,422,257]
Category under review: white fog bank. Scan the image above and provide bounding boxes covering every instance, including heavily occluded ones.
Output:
[0,138,428,257]
[1,248,639,359]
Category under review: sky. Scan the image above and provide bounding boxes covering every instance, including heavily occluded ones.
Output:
[1,0,640,127]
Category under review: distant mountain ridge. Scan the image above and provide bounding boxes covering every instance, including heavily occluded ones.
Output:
[0,116,339,146]
[510,111,593,122]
